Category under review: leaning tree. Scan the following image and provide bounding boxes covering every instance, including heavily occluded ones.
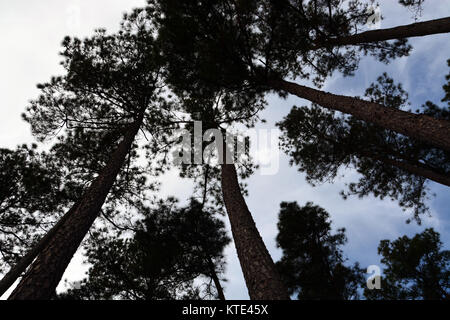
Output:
[365,228,450,300]
[277,70,449,223]
[141,0,450,298]
[275,201,364,300]
[58,198,230,300]
[4,13,176,299]
[147,0,450,150]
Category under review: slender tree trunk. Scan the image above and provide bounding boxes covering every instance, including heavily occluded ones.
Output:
[8,111,145,300]
[268,78,450,152]
[309,127,450,187]
[0,203,79,297]
[220,162,289,300]
[363,152,450,187]
[197,166,226,301]
[312,17,450,48]
[207,258,226,301]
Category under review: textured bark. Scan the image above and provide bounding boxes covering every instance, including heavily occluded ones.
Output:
[220,163,289,300]
[8,112,145,300]
[313,17,450,48]
[269,78,450,152]
[0,203,79,297]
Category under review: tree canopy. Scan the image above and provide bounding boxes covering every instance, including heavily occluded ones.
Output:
[276,201,364,300]
[0,145,67,272]
[1,0,449,300]
[277,68,450,222]
[59,199,230,300]
[365,228,450,300]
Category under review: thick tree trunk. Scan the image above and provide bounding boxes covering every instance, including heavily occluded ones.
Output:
[313,17,450,48]
[0,203,78,297]
[8,112,145,300]
[268,78,450,152]
[220,163,289,300]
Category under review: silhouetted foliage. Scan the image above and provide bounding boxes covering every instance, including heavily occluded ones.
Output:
[277,71,450,222]
[2,10,187,298]
[365,228,450,300]
[48,127,158,230]
[399,0,425,18]
[17,10,179,230]
[3,0,450,300]
[150,0,411,90]
[0,145,69,272]
[275,202,364,300]
[21,11,177,169]
[59,199,230,300]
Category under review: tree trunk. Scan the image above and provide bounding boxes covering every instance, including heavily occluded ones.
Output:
[198,166,226,301]
[308,126,450,187]
[8,112,145,300]
[0,202,78,297]
[313,17,450,48]
[363,152,450,187]
[207,258,226,301]
[268,78,450,152]
[220,163,289,300]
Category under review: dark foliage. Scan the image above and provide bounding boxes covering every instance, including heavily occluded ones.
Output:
[0,145,69,272]
[365,228,450,300]
[277,71,450,222]
[147,0,412,92]
[276,201,364,300]
[59,199,230,300]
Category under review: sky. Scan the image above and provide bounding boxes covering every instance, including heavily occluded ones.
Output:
[0,1,449,300]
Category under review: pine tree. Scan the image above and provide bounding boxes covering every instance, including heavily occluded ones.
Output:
[149,0,450,150]
[365,228,450,300]
[58,199,230,300]
[170,91,290,299]
[276,202,364,300]
[6,13,173,299]
[277,72,449,222]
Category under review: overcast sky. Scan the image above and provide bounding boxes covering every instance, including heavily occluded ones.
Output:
[1,1,449,300]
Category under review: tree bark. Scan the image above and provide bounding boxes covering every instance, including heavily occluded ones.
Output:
[220,163,289,300]
[8,111,145,300]
[0,202,79,297]
[312,17,450,49]
[268,78,450,152]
